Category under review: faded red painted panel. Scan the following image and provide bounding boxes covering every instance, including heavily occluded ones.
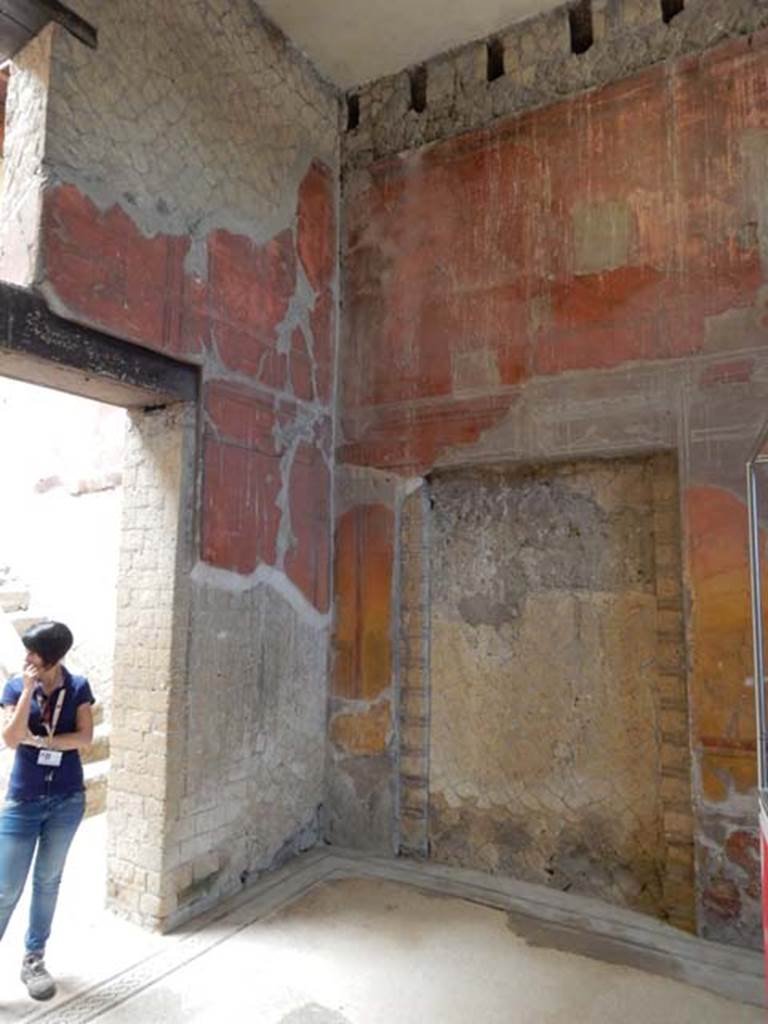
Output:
[290,327,315,402]
[310,287,335,404]
[202,382,287,574]
[204,380,280,451]
[297,160,335,293]
[39,161,336,599]
[339,393,514,475]
[201,435,282,574]
[42,185,191,355]
[342,37,768,454]
[205,227,295,386]
[333,504,394,701]
[685,485,759,754]
[700,821,762,941]
[699,359,756,389]
[284,441,331,612]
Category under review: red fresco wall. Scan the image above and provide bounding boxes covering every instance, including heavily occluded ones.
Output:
[39,160,336,612]
[342,38,767,472]
[339,32,768,945]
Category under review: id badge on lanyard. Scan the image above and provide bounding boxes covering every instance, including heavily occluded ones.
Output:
[37,688,65,769]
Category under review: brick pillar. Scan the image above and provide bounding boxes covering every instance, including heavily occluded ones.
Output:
[397,484,432,857]
[653,453,696,932]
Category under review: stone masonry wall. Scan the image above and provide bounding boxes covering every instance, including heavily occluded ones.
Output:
[344,0,768,169]
[0,0,339,929]
[336,28,768,948]
[0,27,52,285]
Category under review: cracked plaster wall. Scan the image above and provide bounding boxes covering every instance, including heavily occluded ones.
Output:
[0,0,340,929]
[428,460,666,917]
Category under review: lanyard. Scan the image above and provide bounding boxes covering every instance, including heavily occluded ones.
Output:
[39,687,65,740]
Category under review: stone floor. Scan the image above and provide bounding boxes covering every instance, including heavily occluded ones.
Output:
[0,815,763,1023]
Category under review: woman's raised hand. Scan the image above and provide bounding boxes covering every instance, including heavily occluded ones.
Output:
[22,665,38,692]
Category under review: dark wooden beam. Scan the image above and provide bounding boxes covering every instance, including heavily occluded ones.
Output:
[0,281,198,408]
[31,0,97,48]
[0,0,96,64]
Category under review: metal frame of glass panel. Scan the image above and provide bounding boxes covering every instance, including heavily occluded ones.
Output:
[747,425,768,799]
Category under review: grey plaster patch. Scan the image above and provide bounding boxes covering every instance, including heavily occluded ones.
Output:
[334,464,403,519]
[325,754,396,853]
[703,293,768,354]
[572,200,633,276]
[451,348,501,392]
[174,578,328,913]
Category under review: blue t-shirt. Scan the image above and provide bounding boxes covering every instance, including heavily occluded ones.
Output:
[1,668,95,800]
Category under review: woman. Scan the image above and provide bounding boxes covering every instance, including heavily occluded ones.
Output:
[0,621,94,1001]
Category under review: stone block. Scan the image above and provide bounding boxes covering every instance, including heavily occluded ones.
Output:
[453,43,486,89]
[621,0,662,30]
[427,57,455,107]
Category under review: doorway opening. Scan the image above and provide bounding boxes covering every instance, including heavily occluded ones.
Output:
[0,280,198,928]
[0,377,126,818]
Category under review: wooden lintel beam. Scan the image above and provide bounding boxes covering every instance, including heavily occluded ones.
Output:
[33,0,97,48]
[0,282,198,408]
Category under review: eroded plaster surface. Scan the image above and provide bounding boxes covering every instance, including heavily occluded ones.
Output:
[428,460,665,915]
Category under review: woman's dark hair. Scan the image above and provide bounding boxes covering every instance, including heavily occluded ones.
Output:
[21,621,74,668]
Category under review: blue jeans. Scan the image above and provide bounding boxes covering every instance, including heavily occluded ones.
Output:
[0,790,85,954]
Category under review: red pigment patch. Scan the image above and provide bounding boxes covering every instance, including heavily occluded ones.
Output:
[310,287,335,404]
[342,44,767,410]
[38,182,335,602]
[284,441,331,611]
[339,393,514,475]
[202,436,281,574]
[206,227,295,386]
[202,382,285,574]
[686,485,762,756]
[333,504,394,701]
[726,830,761,900]
[703,877,742,921]
[699,359,755,388]
[42,185,191,354]
[297,160,336,293]
[290,327,315,402]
